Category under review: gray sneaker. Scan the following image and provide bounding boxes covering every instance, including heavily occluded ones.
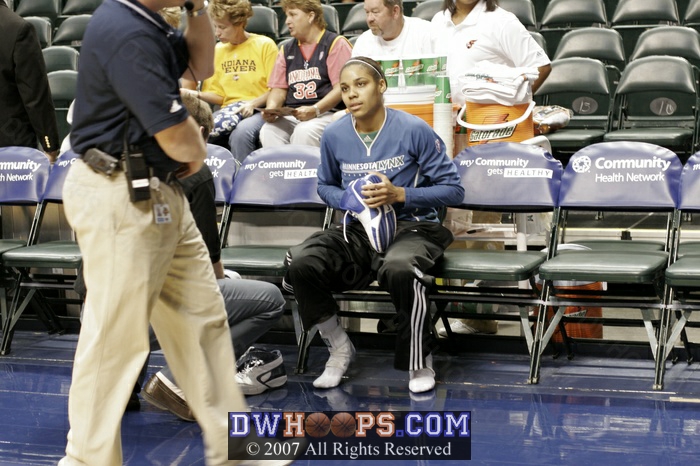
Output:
[235,347,287,395]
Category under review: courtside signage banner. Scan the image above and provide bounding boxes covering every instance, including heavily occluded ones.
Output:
[228,410,471,461]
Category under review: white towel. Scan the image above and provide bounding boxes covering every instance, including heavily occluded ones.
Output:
[460,62,539,106]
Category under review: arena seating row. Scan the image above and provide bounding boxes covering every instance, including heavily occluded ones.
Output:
[20,0,699,53]
[9,0,700,391]
[535,53,700,164]
[41,56,700,181]
[5,140,700,391]
[192,141,696,392]
[211,141,700,391]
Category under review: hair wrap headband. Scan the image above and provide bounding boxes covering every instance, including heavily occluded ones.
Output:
[343,59,384,80]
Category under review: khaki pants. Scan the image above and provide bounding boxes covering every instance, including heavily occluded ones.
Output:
[60,161,247,465]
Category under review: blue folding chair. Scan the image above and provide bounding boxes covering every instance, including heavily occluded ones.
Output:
[430,142,563,360]
[216,145,329,373]
[1,150,81,355]
[218,145,328,274]
[658,151,700,389]
[532,141,682,387]
[0,147,51,350]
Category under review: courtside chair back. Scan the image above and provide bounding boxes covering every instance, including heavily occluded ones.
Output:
[0,150,81,356]
[205,144,238,205]
[218,145,328,276]
[531,141,683,388]
[429,142,562,363]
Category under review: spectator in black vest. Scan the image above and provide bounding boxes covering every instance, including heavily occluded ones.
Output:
[261,0,352,147]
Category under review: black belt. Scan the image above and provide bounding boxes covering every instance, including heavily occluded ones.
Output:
[80,150,176,183]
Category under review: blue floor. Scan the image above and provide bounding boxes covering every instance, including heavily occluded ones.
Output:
[3,331,700,465]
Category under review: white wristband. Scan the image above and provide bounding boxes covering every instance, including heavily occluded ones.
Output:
[313,104,321,118]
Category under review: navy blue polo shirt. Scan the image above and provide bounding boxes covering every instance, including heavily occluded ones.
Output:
[70,0,190,173]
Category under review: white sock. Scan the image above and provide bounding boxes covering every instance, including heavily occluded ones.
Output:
[313,316,355,389]
[409,353,435,393]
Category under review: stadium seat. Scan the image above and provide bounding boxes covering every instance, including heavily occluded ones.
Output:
[628,25,700,69]
[499,0,538,30]
[680,0,692,19]
[531,141,683,388]
[402,0,421,17]
[611,0,681,59]
[47,70,78,144]
[553,27,626,72]
[61,0,102,16]
[0,150,79,356]
[52,14,91,51]
[529,31,547,52]
[322,4,340,34]
[534,58,613,158]
[612,0,680,23]
[14,0,61,25]
[603,56,700,161]
[330,2,355,33]
[685,0,700,31]
[410,0,442,22]
[539,0,608,57]
[246,5,279,42]
[24,16,53,49]
[532,0,548,23]
[341,2,368,37]
[42,45,79,73]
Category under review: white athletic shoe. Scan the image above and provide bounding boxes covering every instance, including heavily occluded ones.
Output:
[235,347,288,395]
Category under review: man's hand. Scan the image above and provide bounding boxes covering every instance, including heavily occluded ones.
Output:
[361,172,405,208]
[45,150,59,164]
